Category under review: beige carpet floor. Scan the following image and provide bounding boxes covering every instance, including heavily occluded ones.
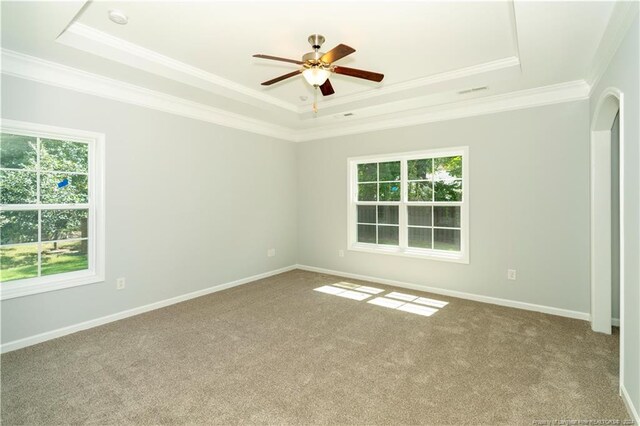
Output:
[1,270,630,425]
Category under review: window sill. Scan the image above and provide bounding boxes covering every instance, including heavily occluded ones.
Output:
[0,270,104,300]
[349,243,469,264]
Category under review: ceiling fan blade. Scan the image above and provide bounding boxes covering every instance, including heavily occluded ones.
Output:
[261,70,302,86]
[333,66,384,82]
[319,79,335,96]
[320,44,355,64]
[253,54,303,65]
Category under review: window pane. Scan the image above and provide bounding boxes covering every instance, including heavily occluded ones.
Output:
[434,206,461,228]
[377,225,399,245]
[408,181,432,202]
[40,173,89,204]
[357,224,376,243]
[42,209,89,241]
[434,229,461,251]
[407,159,432,180]
[409,227,432,249]
[379,161,400,181]
[40,139,89,173]
[377,206,399,225]
[378,182,400,201]
[357,206,376,224]
[41,240,89,276]
[357,163,377,182]
[0,134,37,169]
[0,210,38,244]
[358,183,377,201]
[0,170,37,204]
[434,156,462,179]
[408,206,432,226]
[0,244,38,282]
[434,179,462,202]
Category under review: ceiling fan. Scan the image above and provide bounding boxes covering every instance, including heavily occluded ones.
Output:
[253,34,384,111]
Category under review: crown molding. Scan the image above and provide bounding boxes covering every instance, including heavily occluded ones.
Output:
[306,0,522,114]
[57,22,299,113]
[304,56,520,113]
[59,22,523,117]
[291,80,591,142]
[1,49,295,141]
[2,49,591,143]
[586,0,639,93]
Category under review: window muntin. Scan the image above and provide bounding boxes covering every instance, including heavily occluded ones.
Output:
[349,148,468,262]
[0,121,104,299]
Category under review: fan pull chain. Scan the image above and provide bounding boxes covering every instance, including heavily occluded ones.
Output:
[313,86,318,114]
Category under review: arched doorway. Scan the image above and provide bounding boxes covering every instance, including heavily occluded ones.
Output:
[590,87,624,390]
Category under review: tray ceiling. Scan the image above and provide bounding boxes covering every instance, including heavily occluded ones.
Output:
[0,1,621,138]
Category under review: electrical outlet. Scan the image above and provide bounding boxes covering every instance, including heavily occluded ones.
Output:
[507,269,517,280]
[116,277,126,290]
[267,248,276,257]
[338,249,345,257]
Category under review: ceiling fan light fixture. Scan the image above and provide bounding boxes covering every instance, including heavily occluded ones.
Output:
[302,67,331,87]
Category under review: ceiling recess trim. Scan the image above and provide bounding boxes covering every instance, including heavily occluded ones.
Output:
[57,22,299,113]
[310,56,520,113]
[294,80,590,142]
[2,49,590,143]
[1,49,295,141]
[57,22,523,117]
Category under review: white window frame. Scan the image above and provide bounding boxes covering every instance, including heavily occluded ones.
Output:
[347,146,469,263]
[0,119,105,300]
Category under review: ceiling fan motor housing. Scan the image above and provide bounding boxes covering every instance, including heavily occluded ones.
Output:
[302,50,327,65]
[303,34,329,67]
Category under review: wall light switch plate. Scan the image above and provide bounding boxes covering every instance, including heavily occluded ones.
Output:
[507,269,517,280]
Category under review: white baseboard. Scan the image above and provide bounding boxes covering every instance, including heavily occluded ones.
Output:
[1,265,297,354]
[621,385,640,425]
[0,264,616,354]
[296,264,591,321]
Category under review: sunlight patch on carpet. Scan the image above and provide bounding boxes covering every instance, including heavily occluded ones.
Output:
[313,285,371,300]
[386,292,449,308]
[314,284,448,317]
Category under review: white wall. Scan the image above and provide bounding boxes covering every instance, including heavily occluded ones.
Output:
[297,101,591,314]
[590,13,639,419]
[1,75,298,344]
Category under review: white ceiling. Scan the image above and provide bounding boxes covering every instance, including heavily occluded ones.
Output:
[0,1,621,138]
[79,1,517,93]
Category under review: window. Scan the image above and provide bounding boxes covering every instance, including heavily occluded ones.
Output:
[0,120,105,299]
[348,147,468,263]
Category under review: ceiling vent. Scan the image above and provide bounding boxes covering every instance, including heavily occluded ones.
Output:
[458,86,488,95]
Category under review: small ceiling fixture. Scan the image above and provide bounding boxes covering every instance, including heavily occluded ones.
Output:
[253,34,384,113]
[108,9,128,25]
